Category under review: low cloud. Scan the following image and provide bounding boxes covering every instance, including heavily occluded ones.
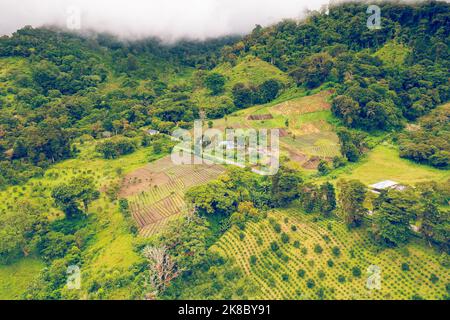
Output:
[0,0,330,41]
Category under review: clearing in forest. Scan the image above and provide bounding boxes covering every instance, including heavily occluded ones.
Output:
[205,90,341,169]
[120,155,226,237]
[270,90,333,116]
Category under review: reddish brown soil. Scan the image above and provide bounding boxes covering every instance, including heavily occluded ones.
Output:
[247,114,274,120]
[119,169,170,197]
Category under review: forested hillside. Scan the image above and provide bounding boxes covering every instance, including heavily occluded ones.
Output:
[0,1,448,300]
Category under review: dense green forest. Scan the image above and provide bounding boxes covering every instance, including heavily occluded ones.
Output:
[0,1,449,300]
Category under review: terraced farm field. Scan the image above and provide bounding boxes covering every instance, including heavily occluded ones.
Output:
[211,208,449,300]
[121,156,226,237]
[270,90,333,116]
[205,90,340,169]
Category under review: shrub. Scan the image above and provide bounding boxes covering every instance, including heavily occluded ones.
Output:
[430,274,439,284]
[281,274,289,282]
[297,269,306,278]
[281,232,290,244]
[352,266,361,277]
[338,275,346,283]
[401,263,410,272]
[273,223,282,233]
[256,237,263,246]
[317,288,325,300]
[270,241,280,252]
[250,255,257,265]
[332,246,341,257]
[293,240,300,248]
[314,244,323,254]
[327,259,334,267]
[306,279,315,289]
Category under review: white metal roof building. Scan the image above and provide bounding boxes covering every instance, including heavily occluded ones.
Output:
[369,180,399,190]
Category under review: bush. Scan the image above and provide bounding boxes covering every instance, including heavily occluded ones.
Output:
[430,274,439,284]
[401,263,410,272]
[332,246,341,257]
[250,255,257,265]
[297,269,306,278]
[318,160,331,175]
[270,241,279,252]
[314,244,323,254]
[306,279,315,289]
[327,259,334,267]
[337,275,346,283]
[281,274,289,282]
[352,266,361,277]
[95,137,136,159]
[273,223,282,233]
[281,232,290,244]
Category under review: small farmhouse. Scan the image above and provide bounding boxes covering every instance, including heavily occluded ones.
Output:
[369,180,406,194]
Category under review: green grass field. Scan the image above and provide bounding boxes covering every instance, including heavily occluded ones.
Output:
[214,55,291,89]
[0,258,44,300]
[211,208,449,300]
[331,144,450,186]
[0,141,162,299]
[374,41,411,67]
[192,55,292,109]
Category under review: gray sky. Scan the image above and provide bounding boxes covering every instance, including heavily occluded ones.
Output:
[0,0,330,41]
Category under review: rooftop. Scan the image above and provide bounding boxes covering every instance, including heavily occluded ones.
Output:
[369,180,399,190]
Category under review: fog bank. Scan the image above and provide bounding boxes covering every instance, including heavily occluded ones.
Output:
[0,0,333,41]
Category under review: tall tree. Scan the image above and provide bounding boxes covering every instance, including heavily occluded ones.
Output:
[319,182,337,216]
[420,201,449,251]
[52,176,100,219]
[337,179,367,227]
[0,201,47,262]
[371,189,418,247]
[204,72,226,95]
[271,165,303,207]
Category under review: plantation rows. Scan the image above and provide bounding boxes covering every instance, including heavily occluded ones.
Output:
[178,166,226,188]
[130,192,185,228]
[130,179,185,204]
[144,156,177,173]
[126,160,225,237]
[212,209,449,300]
[139,212,184,237]
[284,208,449,299]
[304,145,341,158]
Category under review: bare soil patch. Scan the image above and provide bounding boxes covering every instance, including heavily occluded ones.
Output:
[119,169,170,197]
[302,156,322,169]
[278,128,289,137]
[247,114,274,120]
